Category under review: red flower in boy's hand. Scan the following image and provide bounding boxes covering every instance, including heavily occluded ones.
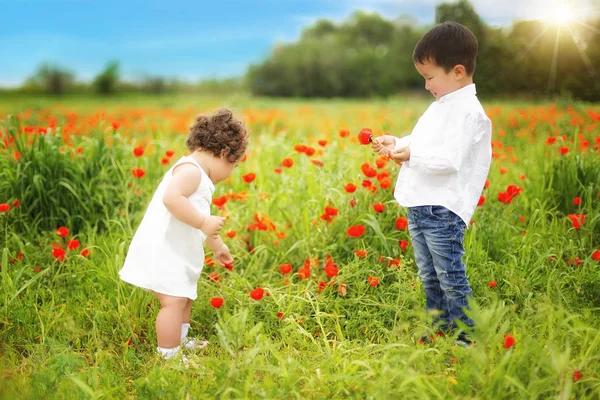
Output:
[358,128,373,145]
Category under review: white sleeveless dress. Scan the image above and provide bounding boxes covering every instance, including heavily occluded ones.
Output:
[119,156,215,300]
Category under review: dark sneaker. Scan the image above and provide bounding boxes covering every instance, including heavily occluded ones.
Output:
[453,332,473,348]
[418,334,434,345]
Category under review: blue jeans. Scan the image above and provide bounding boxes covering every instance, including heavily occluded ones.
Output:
[407,206,474,330]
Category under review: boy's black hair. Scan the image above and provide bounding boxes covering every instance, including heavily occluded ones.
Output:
[413,21,478,76]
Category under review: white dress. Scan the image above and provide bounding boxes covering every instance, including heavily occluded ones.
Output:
[119,156,215,300]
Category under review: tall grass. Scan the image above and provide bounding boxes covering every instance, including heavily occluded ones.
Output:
[0,96,599,399]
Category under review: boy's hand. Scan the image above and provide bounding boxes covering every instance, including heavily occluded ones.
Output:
[372,135,395,155]
[214,244,233,267]
[200,216,226,239]
[390,147,411,163]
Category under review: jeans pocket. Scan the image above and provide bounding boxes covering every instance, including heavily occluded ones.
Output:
[429,206,452,221]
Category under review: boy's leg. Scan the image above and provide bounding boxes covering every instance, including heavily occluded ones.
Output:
[421,206,474,329]
[408,207,450,329]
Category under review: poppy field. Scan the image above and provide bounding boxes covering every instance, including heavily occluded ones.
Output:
[1,95,599,399]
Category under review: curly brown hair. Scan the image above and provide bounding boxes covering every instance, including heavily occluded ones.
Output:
[186,108,248,163]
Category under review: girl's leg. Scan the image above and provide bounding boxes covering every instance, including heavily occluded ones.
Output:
[183,298,193,324]
[152,292,188,348]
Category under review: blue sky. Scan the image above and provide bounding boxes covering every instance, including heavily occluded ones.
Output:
[1,0,598,87]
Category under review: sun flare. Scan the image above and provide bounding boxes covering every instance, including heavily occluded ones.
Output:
[548,3,575,25]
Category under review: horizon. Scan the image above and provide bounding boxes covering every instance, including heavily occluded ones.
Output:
[1,0,598,88]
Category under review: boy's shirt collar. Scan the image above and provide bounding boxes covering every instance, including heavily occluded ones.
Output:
[437,83,476,103]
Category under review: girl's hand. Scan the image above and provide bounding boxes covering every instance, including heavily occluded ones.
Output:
[372,135,395,155]
[200,216,226,239]
[214,244,233,267]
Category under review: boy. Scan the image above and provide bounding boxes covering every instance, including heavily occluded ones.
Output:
[372,21,492,346]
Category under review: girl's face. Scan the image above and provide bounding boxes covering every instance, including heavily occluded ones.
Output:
[209,155,240,184]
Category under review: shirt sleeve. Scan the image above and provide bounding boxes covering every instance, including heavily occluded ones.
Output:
[393,135,411,151]
[408,112,491,175]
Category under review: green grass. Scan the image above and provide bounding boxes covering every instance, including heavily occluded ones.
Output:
[1,95,599,399]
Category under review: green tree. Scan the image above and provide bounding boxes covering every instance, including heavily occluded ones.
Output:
[93,61,120,95]
[27,63,75,95]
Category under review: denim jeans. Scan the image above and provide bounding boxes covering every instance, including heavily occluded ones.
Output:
[407,205,474,329]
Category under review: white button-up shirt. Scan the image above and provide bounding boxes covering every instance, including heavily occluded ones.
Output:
[393,84,492,226]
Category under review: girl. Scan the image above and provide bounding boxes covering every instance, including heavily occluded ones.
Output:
[119,108,248,360]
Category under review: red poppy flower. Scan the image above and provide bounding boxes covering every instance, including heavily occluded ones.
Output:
[362,180,372,188]
[311,159,323,167]
[210,297,224,308]
[567,214,585,230]
[503,334,515,348]
[205,256,215,266]
[375,157,387,169]
[573,197,581,205]
[81,248,90,258]
[546,137,557,145]
[274,167,282,174]
[277,312,285,320]
[478,195,486,206]
[500,167,508,175]
[395,217,408,230]
[165,149,175,157]
[242,172,256,183]
[112,122,120,130]
[573,369,583,382]
[279,263,293,274]
[339,129,350,138]
[212,196,228,209]
[52,247,66,261]
[305,147,316,156]
[34,266,41,272]
[354,249,367,258]
[12,200,20,208]
[250,287,265,301]
[209,272,220,282]
[56,226,69,238]
[484,179,490,188]
[324,264,339,277]
[379,178,392,189]
[350,199,356,208]
[560,146,569,155]
[226,230,236,239]
[318,140,328,147]
[325,206,338,217]
[318,281,327,291]
[368,276,379,287]
[498,184,523,204]
[133,145,144,157]
[361,163,377,178]
[373,203,385,213]
[67,239,80,250]
[344,183,357,193]
[131,168,145,178]
[0,204,10,212]
[399,240,409,252]
[347,225,366,238]
[161,157,170,165]
[223,261,234,271]
[488,280,497,288]
[282,158,294,168]
[358,128,373,145]
[297,266,310,279]
[592,250,600,261]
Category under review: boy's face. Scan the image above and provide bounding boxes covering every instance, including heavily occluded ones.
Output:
[415,60,465,101]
